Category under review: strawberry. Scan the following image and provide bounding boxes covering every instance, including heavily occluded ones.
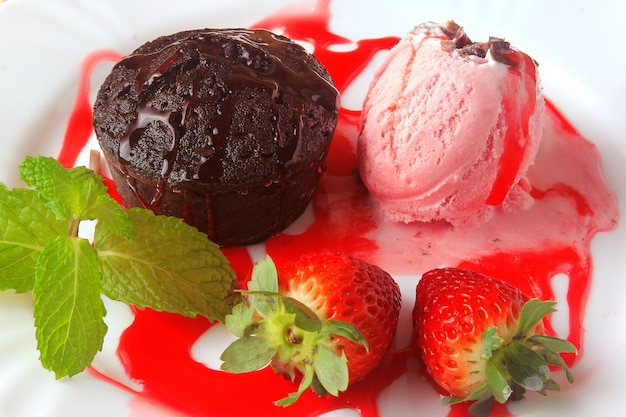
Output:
[220,251,401,406]
[413,267,576,417]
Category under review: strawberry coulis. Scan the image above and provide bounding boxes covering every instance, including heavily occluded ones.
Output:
[59,0,618,416]
[485,47,538,206]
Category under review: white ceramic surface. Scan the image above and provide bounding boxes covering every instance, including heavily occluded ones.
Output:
[1,0,625,416]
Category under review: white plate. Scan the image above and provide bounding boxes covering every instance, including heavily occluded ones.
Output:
[1,0,625,416]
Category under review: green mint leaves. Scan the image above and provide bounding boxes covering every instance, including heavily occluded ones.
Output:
[221,256,368,406]
[34,235,107,377]
[96,208,236,320]
[19,156,133,240]
[0,156,236,378]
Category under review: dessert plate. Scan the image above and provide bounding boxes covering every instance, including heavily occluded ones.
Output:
[0,0,625,416]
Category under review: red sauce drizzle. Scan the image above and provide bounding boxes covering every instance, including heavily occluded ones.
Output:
[61,1,618,416]
[57,49,122,168]
[485,48,539,205]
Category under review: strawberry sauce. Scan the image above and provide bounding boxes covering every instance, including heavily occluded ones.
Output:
[61,0,618,416]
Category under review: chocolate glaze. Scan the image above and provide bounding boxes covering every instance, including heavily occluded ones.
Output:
[93,28,339,246]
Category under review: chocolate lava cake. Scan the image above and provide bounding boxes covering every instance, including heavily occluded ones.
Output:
[93,28,339,246]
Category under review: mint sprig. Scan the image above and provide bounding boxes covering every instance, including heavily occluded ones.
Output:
[0,156,237,378]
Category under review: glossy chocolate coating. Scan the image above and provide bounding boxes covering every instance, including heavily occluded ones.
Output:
[93,28,339,245]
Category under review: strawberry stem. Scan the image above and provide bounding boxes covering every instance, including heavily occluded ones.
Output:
[443,298,577,417]
[220,256,368,406]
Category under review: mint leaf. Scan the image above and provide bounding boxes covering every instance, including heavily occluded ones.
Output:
[83,191,134,241]
[0,184,67,292]
[19,156,132,240]
[96,208,236,322]
[19,156,73,220]
[34,235,107,378]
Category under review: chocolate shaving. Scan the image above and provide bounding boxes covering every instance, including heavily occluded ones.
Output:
[487,37,517,66]
[459,43,487,59]
[440,21,473,50]
[435,21,517,66]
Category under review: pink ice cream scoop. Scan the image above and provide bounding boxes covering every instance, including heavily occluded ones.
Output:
[357,21,544,226]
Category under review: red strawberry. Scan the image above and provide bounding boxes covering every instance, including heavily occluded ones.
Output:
[220,251,401,406]
[413,267,576,417]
